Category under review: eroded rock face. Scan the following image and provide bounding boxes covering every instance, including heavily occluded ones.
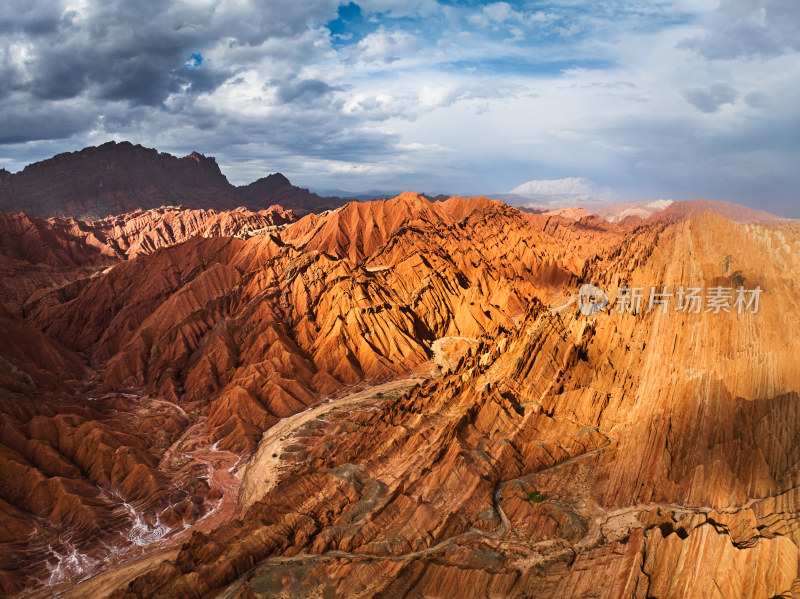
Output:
[99,213,800,599]
[0,206,295,315]
[0,393,211,595]
[29,195,579,455]
[3,193,799,598]
[2,194,594,595]
[0,206,295,264]
[648,198,786,224]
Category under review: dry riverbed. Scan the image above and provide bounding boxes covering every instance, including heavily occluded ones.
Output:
[238,377,422,512]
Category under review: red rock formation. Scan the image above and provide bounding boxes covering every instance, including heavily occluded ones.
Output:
[5,193,595,594]
[281,191,450,262]
[239,173,346,214]
[590,199,674,222]
[3,193,799,598]
[0,206,295,315]
[47,205,295,260]
[649,198,785,224]
[95,211,800,599]
[544,206,595,221]
[0,304,88,394]
[0,304,215,596]
[29,195,583,455]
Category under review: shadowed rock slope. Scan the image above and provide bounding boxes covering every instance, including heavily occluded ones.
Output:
[0,206,296,316]
[101,213,800,599]
[1,194,603,595]
[0,141,345,218]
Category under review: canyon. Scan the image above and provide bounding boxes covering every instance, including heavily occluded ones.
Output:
[0,148,798,599]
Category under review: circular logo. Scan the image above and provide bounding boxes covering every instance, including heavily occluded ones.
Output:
[578,284,608,315]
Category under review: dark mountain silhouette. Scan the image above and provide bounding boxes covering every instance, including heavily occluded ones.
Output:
[0,141,349,218]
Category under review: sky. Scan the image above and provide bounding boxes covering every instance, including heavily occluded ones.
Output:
[0,0,798,215]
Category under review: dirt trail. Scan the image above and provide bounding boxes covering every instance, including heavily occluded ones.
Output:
[56,549,179,599]
[239,377,421,512]
[44,379,421,598]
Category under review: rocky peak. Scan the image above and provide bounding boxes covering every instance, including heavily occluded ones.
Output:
[0,142,350,218]
[239,172,292,194]
[182,151,222,173]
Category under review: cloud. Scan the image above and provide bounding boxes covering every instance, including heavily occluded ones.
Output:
[0,0,798,217]
[0,0,412,168]
[467,3,512,27]
[274,78,339,106]
[0,99,94,144]
[682,82,738,113]
[509,177,618,207]
[357,0,440,19]
[679,0,800,60]
[355,27,416,63]
[0,0,342,107]
[466,2,554,30]
[0,1,63,35]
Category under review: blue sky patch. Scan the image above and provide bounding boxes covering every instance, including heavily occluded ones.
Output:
[328,3,371,46]
[1,0,798,215]
[185,53,203,69]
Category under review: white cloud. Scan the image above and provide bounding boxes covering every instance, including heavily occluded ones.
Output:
[466,13,490,28]
[1,0,800,216]
[466,2,555,29]
[356,27,417,63]
[680,0,800,59]
[509,177,619,207]
[357,0,441,18]
[483,2,514,23]
[418,84,462,109]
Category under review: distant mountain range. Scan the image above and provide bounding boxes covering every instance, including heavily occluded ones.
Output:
[0,142,791,226]
[544,198,786,225]
[497,196,787,224]
[1,157,799,597]
[0,141,350,219]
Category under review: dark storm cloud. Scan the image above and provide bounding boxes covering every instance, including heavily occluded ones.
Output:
[682,83,738,114]
[680,0,800,60]
[0,100,95,144]
[0,0,408,164]
[1,0,340,106]
[7,1,221,105]
[0,1,63,35]
[275,79,339,106]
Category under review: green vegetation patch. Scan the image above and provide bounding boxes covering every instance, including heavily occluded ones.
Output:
[526,490,547,503]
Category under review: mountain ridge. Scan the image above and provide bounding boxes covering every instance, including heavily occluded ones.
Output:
[0,141,349,218]
[1,152,798,597]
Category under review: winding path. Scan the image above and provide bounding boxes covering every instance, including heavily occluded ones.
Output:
[238,377,422,512]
